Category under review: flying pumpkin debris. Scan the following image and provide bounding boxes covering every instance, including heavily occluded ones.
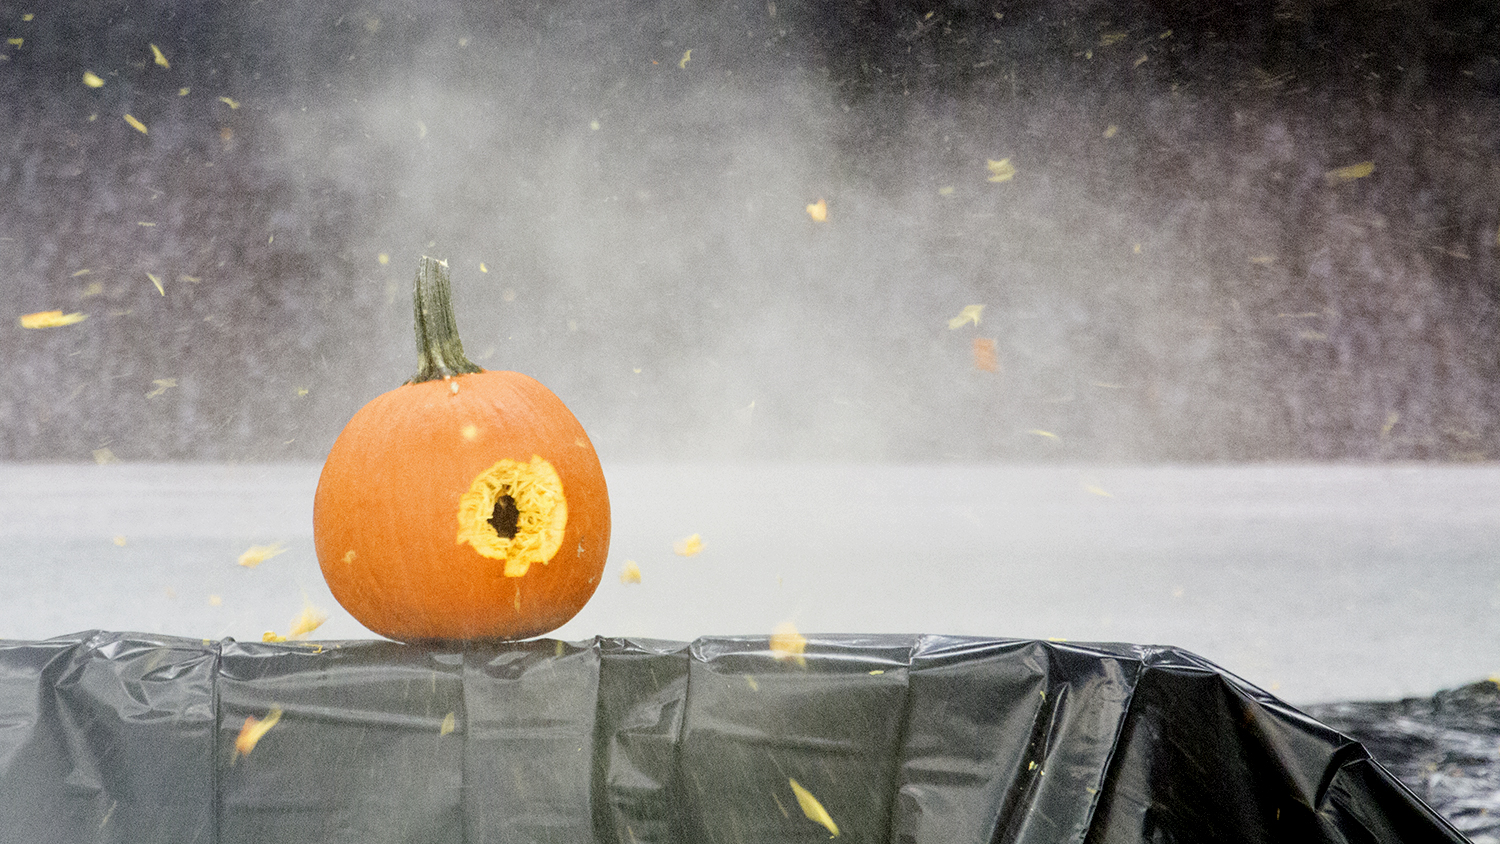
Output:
[19,310,87,329]
[238,542,287,568]
[789,778,841,838]
[149,43,169,68]
[619,559,642,584]
[805,198,828,222]
[985,158,1016,182]
[262,603,327,642]
[673,534,704,556]
[82,71,104,87]
[972,338,999,372]
[287,603,328,638]
[1326,160,1374,184]
[948,304,983,329]
[234,706,283,756]
[124,114,148,134]
[769,621,807,666]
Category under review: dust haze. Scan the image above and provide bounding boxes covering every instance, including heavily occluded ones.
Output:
[3,0,1497,462]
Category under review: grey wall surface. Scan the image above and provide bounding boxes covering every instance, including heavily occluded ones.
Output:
[3,1,1499,462]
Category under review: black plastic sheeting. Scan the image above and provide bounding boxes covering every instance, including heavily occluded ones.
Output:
[0,631,1465,844]
[1310,681,1500,844]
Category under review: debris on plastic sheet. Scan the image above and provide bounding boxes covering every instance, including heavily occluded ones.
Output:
[1307,679,1500,843]
[0,633,1468,842]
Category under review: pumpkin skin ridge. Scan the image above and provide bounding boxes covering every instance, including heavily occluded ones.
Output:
[314,368,610,642]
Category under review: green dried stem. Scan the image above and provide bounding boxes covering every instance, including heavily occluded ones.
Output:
[409,256,483,384]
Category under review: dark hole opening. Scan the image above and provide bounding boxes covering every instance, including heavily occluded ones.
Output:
[489,494,520,539]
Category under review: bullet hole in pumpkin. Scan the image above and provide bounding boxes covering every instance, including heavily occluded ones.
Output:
[456,455,569,576]
[489,494,520,539]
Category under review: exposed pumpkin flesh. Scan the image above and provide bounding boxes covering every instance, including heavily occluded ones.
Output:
[456,455,568,577]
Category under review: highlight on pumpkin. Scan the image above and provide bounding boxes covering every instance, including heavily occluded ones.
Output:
[456,455,568,576]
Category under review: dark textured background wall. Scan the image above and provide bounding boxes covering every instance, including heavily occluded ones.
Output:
[2,0,1498,462]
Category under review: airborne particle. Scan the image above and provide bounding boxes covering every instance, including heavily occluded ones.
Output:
[948,304,983,329]
[288,603,328,638]
[124,114,148,134]
[678,49,692,69]
[805,198,827,222]
[619,559,642,584]
[218,96,240,109]
[440,712,456,735]
[788,778,840,838]
[972,338,999,372]
[1326,161,1374,184]
[82,71,104,87]
[234,706,283,756]
[985,158,1015,182]
[769,621,807,666]
[238,542,287,568]
[673,533,704,556]
[149,43,169,68]
[19,310,87,328]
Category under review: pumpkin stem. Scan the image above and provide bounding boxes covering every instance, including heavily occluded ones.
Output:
[409,256,484,384]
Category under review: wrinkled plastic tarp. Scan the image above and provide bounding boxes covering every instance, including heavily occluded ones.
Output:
[1310,680,1500,843]
[0,631,1464,843]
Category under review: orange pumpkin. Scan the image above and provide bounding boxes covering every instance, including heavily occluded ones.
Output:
[313,256,610,642]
